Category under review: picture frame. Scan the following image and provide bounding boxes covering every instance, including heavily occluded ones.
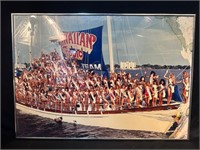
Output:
[1,0,198,149]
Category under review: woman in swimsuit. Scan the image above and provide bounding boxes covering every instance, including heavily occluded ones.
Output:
[101,87,109,110]
[182,71,189,103]
[164,70,176,105]
[145,71,159,85]
[144,82,152,107]
[158,79,166,106]
[152,80,158,107]
[135,82,143,108]
[177,71,190,103]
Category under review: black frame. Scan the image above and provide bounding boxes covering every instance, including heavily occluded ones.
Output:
[1,1,199,149]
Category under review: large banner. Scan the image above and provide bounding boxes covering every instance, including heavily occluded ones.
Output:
[59,26,109,78]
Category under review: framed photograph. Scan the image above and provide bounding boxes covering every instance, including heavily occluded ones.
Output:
[12,13,195,140]
[2,1,199,149]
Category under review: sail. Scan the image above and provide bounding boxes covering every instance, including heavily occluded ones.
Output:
[59,26,109,77]
[165,16,194,66]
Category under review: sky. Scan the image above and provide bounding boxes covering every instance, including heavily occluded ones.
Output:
[14,15,195,66]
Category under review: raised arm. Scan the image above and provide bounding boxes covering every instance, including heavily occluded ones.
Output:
[164,70,169,79]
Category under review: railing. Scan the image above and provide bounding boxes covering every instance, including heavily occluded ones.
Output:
[16,99,180,115]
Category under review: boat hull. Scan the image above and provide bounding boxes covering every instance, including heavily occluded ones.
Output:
[16,102,180,133]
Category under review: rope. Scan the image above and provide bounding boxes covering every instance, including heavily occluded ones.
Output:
[126,16,143,76]
[119,17,129,61]
[175,66,189,79]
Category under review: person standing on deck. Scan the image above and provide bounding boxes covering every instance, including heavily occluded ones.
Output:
[158,79,166,106]
[177,71,190,103]
[127,84,134,108]
[101,87,109,110]
[84,89,90,111]
[108,87,116,110]
[135,82,143,108]
[114,85,121,109]
[145,71,159,85]
[95,88,101,111]
[89,88,96,111]
[164,70,176,105]
[152,80,158,107]
[120,84,128,109]
[144,82,152,107]
[182,71,190,103]
[71,90,78,111]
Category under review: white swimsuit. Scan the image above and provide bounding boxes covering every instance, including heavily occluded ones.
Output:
[169,78,174,93]
[160,84,166,98]
[152,85,158,98]
[183,79,189,97]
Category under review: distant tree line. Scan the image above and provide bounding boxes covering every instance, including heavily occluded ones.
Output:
[139,64,190,69]
[106,64,190,69]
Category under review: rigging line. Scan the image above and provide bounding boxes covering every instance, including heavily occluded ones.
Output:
[155,17,171,74]
[112,16,120,65]
[14,17,28,38]
[156,44,171,75]
[126,17,143,76]
[175,66,189,80]
[19,20,29,36]
[45,16,53,37]
[123,17,131,61]
[17,23,29,41]
[119,17,129,62]
[143,18,160,29]
[173,53,190,79]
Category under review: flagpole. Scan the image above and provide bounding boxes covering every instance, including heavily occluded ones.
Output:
[107,16,114,73]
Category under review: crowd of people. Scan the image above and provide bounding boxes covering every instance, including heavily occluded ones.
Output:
[15,50,190,112]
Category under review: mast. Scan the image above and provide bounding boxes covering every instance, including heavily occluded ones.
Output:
[107,16,114,73]
[29,15,37,67]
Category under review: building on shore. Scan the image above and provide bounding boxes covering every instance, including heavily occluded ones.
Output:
[120,61,136,70]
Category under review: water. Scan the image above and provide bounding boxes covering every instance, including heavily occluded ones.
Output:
[15,69,190,139]
[16,109,167,139]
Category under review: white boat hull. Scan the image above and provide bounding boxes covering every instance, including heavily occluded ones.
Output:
[16,103,180,133]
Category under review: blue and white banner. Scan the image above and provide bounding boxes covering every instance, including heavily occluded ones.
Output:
[59,26,109,78]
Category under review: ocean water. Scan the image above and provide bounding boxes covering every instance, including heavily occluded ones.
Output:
[15,69,190,139]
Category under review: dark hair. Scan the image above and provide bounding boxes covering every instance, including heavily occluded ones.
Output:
[128,84,132,90]
[126,73,130,77]
[140,76,145,82]
[159,79,166,86]
[150,71,156,76]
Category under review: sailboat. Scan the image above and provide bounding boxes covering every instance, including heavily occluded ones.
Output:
[16,15,186,135]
